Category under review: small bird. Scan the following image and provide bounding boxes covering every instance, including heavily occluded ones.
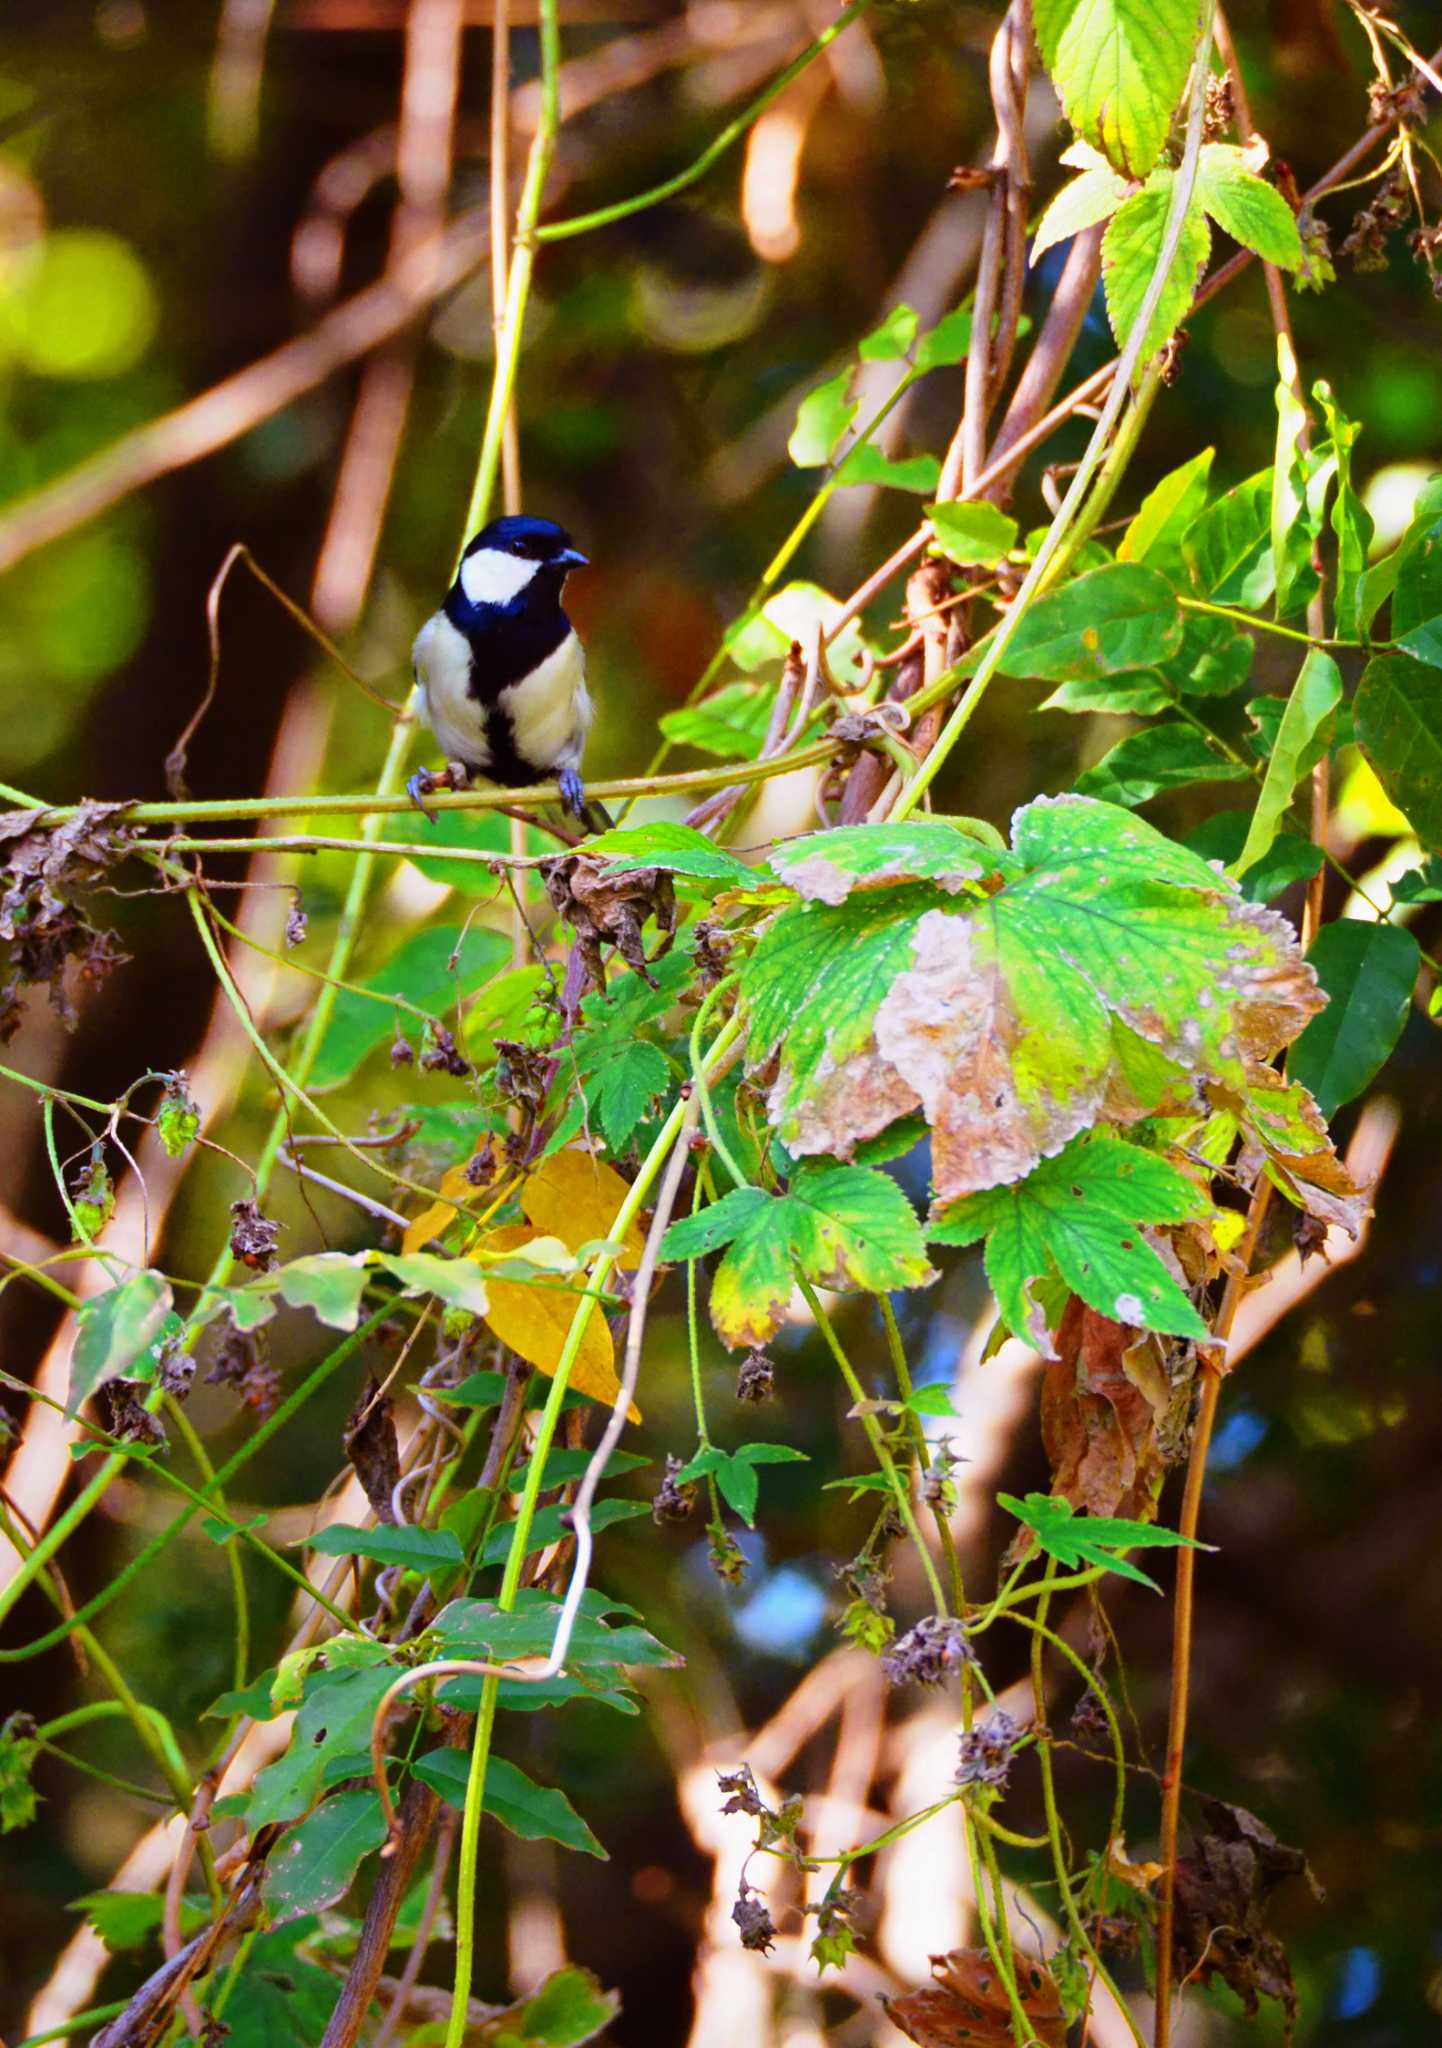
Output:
[410,513,605,828]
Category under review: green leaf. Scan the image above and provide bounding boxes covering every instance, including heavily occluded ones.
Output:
[375,1251,489,1315]
[1118,448,1214,568]
[1031,162,1131,262]
[837,444,941,494]
[481,1496,649,1570]
[999,1489,1206,1592]
[308,1524,464,1571]
[1288,921,1420,1118]
[662,1164,935,1349]
[66,1269,173,1418]
[248,1664,401,1827]
[308,924,508,1090]
[1195,146,1303,267]
[1355,653,1442,848]
[414,1750,606,1857]
[905,1383,960,1418]
[506,1446,649,1493]
[384,809,552,898]
[739,796,1321,1205]
[276,1251,371,1332]
[198,1924,338,2048]
[675,1441,808,1526]
[931,1132,1210,1350]
[1102,176,1211,367]
[725,580,872,681]
[433,1589,680,1674]
[430,1368,508,1411]
[1075,721,1249,806]
[913,307,973,372]
[788,366,857,466]
[858,303,919,361]
[1033,0,1202,177]
[0,1714,40,1833]
[1392,854,1442,904]
[70,1889,208,1951]
[502,1965,621,2048]
[1270,340,1336,620]
[1388,476,1442,664]
[1182,469,1276,609]
[1166,610,1254,698]
[1042,674,1173,716]
[565,1040,672,1154]
[981,562,1184,681]
[1314,382,1373,642]
[1231,651,1342,879]
[156,1078,200,1159]
[264,1789,387,1920]
[660,681,775,760]
[927,500,1019,568]
[1183,811,1322,902]
[587,820,759,886]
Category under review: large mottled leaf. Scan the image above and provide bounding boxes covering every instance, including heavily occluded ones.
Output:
[931,1132,1210,1352]
[1032,0,1202,177]
[264,1789,387,1921]
[414,1750,606,1857]
[309,925,508,1090]
[66,1269,173,1418]
[661,1164,935,1349]
[740,797,1322,1203]
[768,820,996,904]
[1230,651,1342,881]
[1102,176,1211,367]
[1354,654,1442,848]
[1075,721,1250,806]
[1227,1066,1370,1237]
[1287,920,1420,1118]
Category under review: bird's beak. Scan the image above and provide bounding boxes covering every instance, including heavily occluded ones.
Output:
[556,547,589,569]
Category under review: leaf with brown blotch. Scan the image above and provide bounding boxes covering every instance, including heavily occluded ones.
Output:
[741,797,1324,1206]
[1234,1065,1372,1239]
[1042,1298,1186,1519]
[884,1948,1066,2048]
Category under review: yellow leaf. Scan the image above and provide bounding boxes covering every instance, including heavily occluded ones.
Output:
[475,1223,639,1422]
[401,1148,504,1257]
[520,1150,646,1269]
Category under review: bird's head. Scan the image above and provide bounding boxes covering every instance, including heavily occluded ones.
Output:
[455,515,588,610]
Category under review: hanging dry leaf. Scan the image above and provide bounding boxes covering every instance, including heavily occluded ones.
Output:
[476,1222,638,1422]
[884,1948,1066,2048]
[1042,1297,1186,1518]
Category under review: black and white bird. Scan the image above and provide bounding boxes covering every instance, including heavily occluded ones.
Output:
[409,514,604,827]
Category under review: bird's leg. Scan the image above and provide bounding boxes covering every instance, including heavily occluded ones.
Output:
[406,760,472,824]
[557,767,613,835]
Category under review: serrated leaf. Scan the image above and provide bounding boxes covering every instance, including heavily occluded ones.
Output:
[1238,1065,1370,1235]
[265,1789,387,1920]
[1231,650,1342,880]
[1182,469,1276,609]
[1032,163,1131,262]
[1075,721,1249,805]
[927,500,1019,568]
[309,1523,464,1570]
[1287,920,1420,1118]
[587,820,758,885]
[932,1132,1210,1351]
[980,562,1184,681]
[1355,654,1442,848]
[770,820,992,903]
[276,1252,371,1332]
[66,1269,173,1418]
[789,366,857,467]
[1102,176,1211,367]
[999,1488,1205,1591]
[1118,447,1214,567]
[740,797,1322,1204]
[1195,146,1303,267]
[414,1750,606,1857]
[661,1164,935,1349]
[503,1964,621,2048]
[69,1889,208,1951]
[376,1251,489,1315]
[858,303,918,361]
[308,924,508,1090]
[1033,0,1202,178]
[1,1715,40,1833]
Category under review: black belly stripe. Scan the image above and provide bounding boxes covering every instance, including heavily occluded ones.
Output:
[443,586,571,700]
[482,708,549,787]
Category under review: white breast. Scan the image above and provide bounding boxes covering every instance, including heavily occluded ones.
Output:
[500,629,593,773]
[412,611,491,768]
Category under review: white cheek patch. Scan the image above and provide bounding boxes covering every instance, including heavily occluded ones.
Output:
[460,547,542,608]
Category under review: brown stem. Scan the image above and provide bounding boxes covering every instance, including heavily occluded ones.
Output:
[983,224,1102,498]
[319,1772,447,2048]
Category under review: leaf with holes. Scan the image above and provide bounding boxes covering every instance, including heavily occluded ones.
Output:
[739,796,1321,1205]
[661,1164,934,1349]
[931,1132,1210,1353]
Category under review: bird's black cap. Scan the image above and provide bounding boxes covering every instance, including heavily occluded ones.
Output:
[464,514,587,567]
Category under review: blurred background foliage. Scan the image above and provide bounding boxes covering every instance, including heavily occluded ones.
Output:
[1,2,1441,2044]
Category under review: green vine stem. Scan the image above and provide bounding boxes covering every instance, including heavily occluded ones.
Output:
[444,1022,741,2048]
[888,0,1219,824]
